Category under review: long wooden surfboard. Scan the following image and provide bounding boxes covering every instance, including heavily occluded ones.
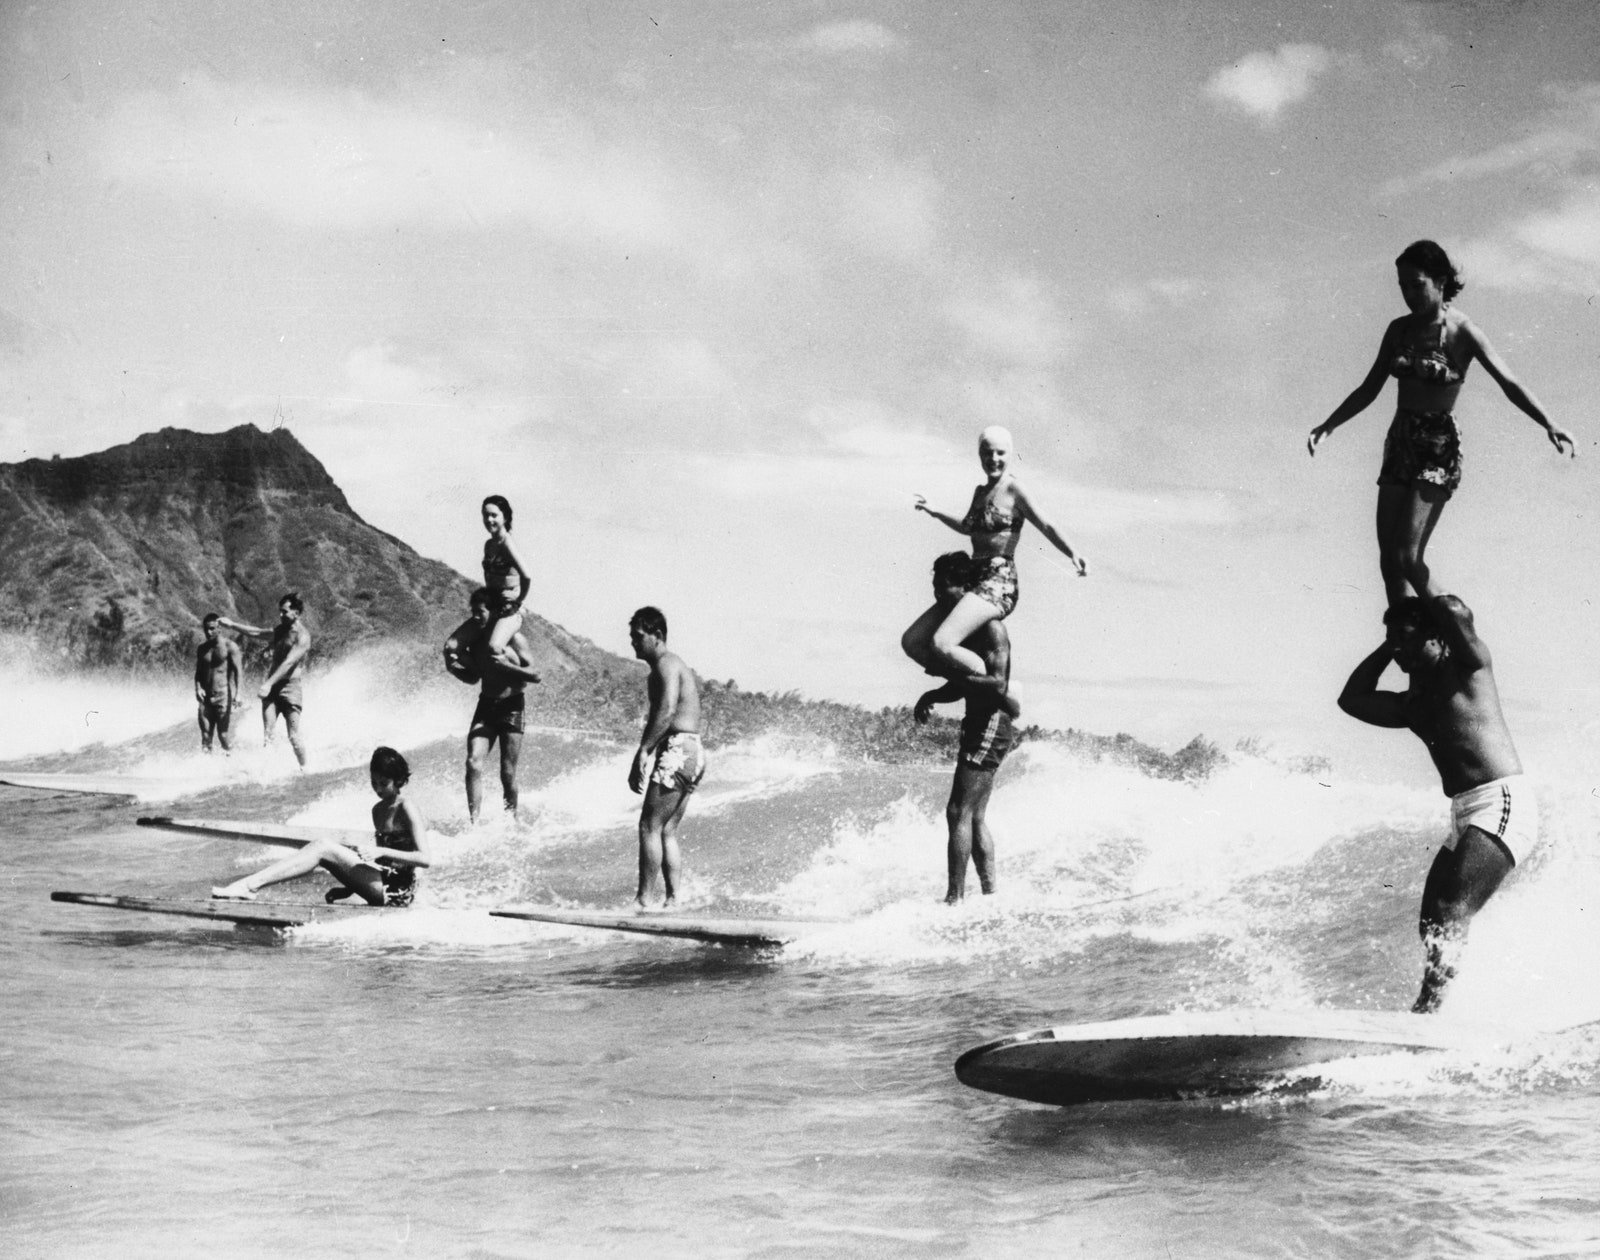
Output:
[953,1008,1521,1106]
[0,771,191,801]
[136,816,371,849]
[51,890,324,928]
[490,905,843,946]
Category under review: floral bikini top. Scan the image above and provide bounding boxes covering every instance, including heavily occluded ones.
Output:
[1390,317,1466,387]
[482,537,521,597]
[962,484,1023,537]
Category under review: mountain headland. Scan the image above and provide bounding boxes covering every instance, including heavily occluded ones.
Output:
[0,424,608,680]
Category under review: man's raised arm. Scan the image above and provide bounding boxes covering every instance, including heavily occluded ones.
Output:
[1428,595,1489,673]
[1337,643,1410,728]
[216,615,270,639]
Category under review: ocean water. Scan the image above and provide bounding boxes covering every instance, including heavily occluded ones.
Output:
[3,652,1600,1258]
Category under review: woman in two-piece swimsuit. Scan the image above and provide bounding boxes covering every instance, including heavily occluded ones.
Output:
[1308,239,1576,607]
[211,747,430,905]
[480,494,533,658]
[902,426,1088,685]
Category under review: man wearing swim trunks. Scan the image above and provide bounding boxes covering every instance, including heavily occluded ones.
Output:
[914,553,1020,903]
[627,606,705,910]
[444,588,542,822]
[218,594,311,768]
[194,612,242,753]
[1337,593,1534,1012]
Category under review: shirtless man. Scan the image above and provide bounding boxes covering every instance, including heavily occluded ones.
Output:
[219,593,311,768]
[443,588,542,822]
[1337,594,1535,1012]
[627,606,705,910]
[194,613,243,753]
[913,553,1019,903]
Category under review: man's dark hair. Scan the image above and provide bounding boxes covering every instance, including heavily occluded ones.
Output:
[932,551,971,586]
[1382,596,1428,629]
[279,592,305,613]
[470,587,492,610]
[630,606,668,641]
[202,612,220,628]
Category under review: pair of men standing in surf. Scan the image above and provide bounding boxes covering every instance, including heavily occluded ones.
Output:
[195,594,311,768]
[448,494,707,910]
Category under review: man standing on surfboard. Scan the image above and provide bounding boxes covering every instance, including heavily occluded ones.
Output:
[194,612,242,753]
[218,594,311,768]
[443,587,542,822]
[627,606,705,910]
[1337,593,1536,1012]
[914,552,1020,903]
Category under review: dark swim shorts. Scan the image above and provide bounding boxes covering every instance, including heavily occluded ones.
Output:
[264,676,304,717]
[959,706,1015,772]
[470,691,526,738]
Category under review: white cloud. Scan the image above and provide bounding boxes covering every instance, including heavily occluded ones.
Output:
[623,336,738,401]
[95,72,674,242]
[1109,276,1204,315]
[942,274,1072,368]
[1514,191,1600,266]
[826,164,941,260]
[1382,30,1452,70]
[1389,86,1600,291]
[792,22,906,57]
[1205,44,1333,123]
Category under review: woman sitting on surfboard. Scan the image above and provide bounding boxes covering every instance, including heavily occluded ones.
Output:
[1307,239,1576,607]
[212,747,430,905]
[902,426,1087,691]
[480,494,533,660]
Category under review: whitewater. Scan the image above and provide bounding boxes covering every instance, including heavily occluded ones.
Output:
[3,647,1599,1258]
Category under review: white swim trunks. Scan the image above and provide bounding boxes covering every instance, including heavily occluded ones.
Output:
[1447,774,1538,866]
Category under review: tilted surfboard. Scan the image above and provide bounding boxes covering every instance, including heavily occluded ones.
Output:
[954,1008,1519,1106]
[490,904,844,946]
[136,816,371,849]
[0,771,192,801]
[50,890,335,928]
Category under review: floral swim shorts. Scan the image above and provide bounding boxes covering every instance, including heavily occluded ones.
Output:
[651,731,708,794]
[1378,408,1461,498]
[967,555,1018,619]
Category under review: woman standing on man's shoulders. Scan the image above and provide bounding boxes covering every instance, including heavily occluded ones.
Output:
[1308,239,1576,606]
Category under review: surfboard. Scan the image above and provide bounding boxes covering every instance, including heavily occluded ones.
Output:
[490,905,843,946]
[953,1008,1515,1106]
[136,815,371,849]
[0,771,190,801]
[51,890,318,928]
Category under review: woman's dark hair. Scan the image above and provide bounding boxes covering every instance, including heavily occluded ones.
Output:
[482,494,514,530]
[1395,240,1463,302]
[370,746,411,785]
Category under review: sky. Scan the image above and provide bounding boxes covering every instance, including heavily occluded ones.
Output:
[2,0,1598,783]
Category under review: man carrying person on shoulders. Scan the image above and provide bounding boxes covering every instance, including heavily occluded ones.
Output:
[914,552,1020,904]
[1337,593,1536,1012]
[444,587,542,822]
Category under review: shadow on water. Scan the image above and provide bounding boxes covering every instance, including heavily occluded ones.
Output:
[43,925,295,951]
[561,947,789,990]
